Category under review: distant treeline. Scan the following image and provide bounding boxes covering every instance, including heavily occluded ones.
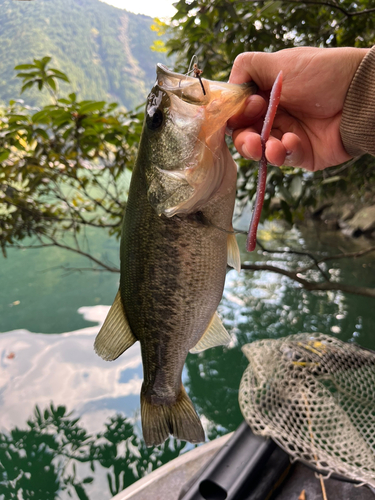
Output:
[0,0,169,108]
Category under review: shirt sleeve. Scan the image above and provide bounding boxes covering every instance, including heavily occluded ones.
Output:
[340,45,375,157]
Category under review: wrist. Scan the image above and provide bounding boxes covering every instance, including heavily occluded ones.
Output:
[340,46,374,157]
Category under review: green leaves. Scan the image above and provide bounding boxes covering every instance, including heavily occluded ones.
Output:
[321,175,343,185]
[289,175,303,201]
[0,56,143,256]
[166,0,375,80]
[78,101,106,114]
[15,57,70,100]
[31,109,51,124]
[49,68,70,83]
[0,150,10,162]
[14,64,37,71]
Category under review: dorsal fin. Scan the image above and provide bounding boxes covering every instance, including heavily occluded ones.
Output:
[227,232,241,272]
[94,289,137,361]
[189,312,231,354]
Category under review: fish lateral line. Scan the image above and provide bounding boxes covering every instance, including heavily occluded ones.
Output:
[246,71,283,252]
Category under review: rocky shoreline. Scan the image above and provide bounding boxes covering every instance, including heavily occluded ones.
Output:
[309,198,375,240]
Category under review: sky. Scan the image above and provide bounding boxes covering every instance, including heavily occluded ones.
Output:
[99,0,177,19]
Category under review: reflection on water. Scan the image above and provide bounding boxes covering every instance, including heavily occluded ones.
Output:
[1,224,375,498]
[0,403,186,499]
[0,307,142,433]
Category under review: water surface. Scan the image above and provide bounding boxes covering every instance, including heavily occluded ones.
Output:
[0,222,374,499]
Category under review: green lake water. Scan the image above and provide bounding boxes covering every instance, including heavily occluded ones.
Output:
[0,221,374,499]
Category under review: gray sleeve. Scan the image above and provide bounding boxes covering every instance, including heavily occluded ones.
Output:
[340,46,375,157]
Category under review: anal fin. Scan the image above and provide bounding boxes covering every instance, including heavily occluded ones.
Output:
[189,312,231,354]
[227,232,241,272]
[94,289,137,361]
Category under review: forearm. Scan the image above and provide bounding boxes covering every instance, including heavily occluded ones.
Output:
[340,46,375,157]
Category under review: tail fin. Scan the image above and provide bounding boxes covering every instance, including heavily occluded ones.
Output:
[141,385,205,447]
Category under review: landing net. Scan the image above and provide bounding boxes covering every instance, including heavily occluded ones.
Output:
[239,333,375,487]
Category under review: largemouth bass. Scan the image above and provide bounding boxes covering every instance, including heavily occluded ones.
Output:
[94,64,256,447]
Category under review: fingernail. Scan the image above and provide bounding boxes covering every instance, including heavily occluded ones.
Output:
[242,144,252,159]
[243,144,261,161]
[284,151,295,166]
[225,126,233,137]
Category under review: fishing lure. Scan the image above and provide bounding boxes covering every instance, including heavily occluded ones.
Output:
[247,71,283,251]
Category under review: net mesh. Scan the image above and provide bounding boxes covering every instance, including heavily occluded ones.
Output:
[239,333,375,487]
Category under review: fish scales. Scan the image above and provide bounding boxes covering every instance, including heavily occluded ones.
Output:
[95,64,256,446]
[121,167,230,398]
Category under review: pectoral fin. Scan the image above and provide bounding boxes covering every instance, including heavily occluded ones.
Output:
[227,232,241,272]
[94,289,137,361]
[190,312,231,354]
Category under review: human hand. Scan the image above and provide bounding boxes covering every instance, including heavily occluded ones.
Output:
[228,47,369,171]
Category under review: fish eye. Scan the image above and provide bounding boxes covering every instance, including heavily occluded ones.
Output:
[146,108,164,131]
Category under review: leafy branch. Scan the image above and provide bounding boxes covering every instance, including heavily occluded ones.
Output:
[244,0,375,18]
[15,56,69,104]
[0,57,143,258]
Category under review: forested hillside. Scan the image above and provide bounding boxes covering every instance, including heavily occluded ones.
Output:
[0,0,169,109]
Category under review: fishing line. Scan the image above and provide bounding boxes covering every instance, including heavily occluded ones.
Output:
[179,54,198,90]
[181,55,206,95]
[187,54,199,76]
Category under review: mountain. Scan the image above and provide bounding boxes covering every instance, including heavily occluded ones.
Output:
[0,0,169,109]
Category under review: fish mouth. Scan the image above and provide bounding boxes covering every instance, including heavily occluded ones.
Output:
[156,63,196,84]
[155,63,257,106]
[155,63,209,105]
[156,63,194,80]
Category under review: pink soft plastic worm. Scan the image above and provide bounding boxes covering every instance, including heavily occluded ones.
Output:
[246,71,283,252]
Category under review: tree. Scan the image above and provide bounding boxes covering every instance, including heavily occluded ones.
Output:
[0,57,143,271]
[168,0,375,75]
[166,0,375,226]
